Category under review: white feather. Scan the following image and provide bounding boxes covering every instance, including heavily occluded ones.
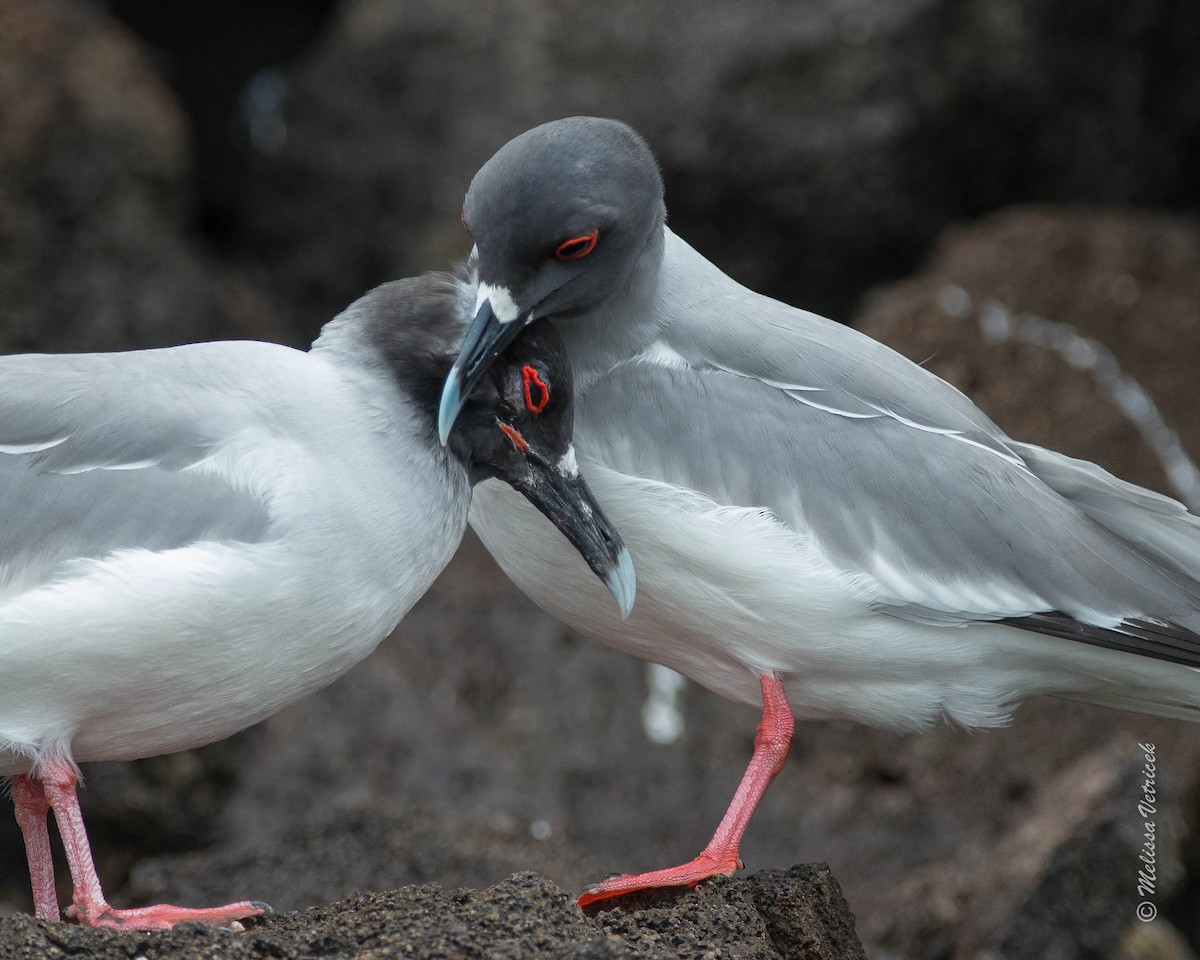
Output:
[0,348,469,776]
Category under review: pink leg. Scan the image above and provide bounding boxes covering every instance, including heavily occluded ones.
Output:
[12,774,61,921]
[39,759,270,930]
[579,673,794,907]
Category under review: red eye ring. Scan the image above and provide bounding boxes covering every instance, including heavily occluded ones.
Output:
[461,213,471,235]
[521,365,550,413]
[555,228,599,260]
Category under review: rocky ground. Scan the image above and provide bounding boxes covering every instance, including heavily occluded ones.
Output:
[2,1,1199,958]
[0,868,866,960]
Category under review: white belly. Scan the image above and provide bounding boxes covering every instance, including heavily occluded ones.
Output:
[470,464,1197,731]
[0,416,467,776]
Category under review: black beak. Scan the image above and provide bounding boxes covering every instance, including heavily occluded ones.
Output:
[510,446,636,620]
[439,297,531,445]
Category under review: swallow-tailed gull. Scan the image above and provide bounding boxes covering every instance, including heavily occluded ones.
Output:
[1,272,634,929]
[438,116,1200,905]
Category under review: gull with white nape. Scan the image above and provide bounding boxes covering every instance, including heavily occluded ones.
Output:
[439,116,1200,906]
[0,272,633,930]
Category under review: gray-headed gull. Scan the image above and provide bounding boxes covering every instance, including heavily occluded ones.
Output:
[438,116,1200,905]
[1,272,634,928]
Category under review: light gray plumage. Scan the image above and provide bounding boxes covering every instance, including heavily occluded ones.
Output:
[0,351,274,600]
[440,116,1200,900]
[578,326,1200,655]
[0,272,633,929]
[447,116,1200,721]
[2,273,631,773]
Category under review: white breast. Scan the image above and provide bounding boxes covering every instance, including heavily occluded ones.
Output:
[470,460,1198,732]
[0,360,469,775]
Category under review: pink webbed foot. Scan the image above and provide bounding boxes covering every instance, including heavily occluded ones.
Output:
[578,673,794,908]
[578,850,743,906]
[33,758,272,930]
[66,899,272,931]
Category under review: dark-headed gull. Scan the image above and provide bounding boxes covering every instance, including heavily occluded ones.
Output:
[438,117,1200,905]
[1,272,634,929]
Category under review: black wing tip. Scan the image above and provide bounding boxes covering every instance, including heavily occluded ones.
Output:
[1002,611,1200,669]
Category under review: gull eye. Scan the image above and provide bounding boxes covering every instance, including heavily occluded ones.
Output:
[521,365,550,413]
[554,228,599,261]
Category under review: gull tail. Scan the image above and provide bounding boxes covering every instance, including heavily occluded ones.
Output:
[1060,688,1200,724]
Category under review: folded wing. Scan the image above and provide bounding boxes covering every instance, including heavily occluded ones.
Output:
[0,349,276,598]
[579,348,1200,667]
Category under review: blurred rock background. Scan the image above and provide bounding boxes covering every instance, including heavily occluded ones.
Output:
[1,0,1198,957]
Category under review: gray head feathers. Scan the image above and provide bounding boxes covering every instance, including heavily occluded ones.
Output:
[462,117,665,319]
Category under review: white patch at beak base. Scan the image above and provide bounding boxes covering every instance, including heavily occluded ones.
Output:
[557,443,580,479]
[475,282,520,324]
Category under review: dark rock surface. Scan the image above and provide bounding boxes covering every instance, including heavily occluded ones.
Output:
[103,0,335,240]
[0,0,287,353]
[0,867,866,960]
[230,0,1200,339]
[874,746,1182,960]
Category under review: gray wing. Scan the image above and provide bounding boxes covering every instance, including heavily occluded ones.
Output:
[1011,441,1200,583]
[0,349,274,595]
[578,354,1200,665]
[660,272,1026,467]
